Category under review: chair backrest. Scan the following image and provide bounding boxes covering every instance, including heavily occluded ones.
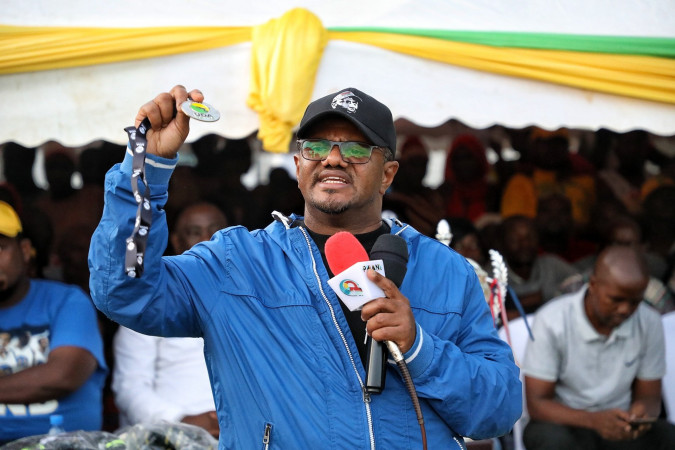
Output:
[663,311,675,424]
[498,315,535,450]
[499,316,532,366]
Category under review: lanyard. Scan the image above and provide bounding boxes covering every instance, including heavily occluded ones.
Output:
[123,118,153,278]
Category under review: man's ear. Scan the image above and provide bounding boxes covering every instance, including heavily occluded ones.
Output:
[380,161,399,195]
[19,238,33,265]
[294,153,301,181]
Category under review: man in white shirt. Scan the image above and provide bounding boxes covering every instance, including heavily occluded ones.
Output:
[522,245,675,449]
[112,202,228,437]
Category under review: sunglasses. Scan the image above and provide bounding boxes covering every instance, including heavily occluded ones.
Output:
[297,139,384,164]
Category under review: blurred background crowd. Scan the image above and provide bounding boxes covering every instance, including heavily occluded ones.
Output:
[1,119,674,438]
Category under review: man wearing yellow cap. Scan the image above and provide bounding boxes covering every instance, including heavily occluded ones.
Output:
[0,201,107,444]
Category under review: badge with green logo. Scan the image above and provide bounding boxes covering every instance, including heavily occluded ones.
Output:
[180,100,220,122]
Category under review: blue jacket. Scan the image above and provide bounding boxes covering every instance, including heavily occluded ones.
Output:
[89,152,521,449]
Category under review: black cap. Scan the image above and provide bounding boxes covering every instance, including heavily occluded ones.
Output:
[297,88,396,157]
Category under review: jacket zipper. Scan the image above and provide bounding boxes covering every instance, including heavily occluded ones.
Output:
[262,423,272,450]
[299,227,376,450]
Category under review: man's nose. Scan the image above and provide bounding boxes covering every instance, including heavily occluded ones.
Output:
[323,145,347,167]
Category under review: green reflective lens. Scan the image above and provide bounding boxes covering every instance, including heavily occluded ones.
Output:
[302,140,332,159]
[299,139,380,164]
[341,142,372,162]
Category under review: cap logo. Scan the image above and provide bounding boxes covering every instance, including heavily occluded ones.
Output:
[331,91,361,114]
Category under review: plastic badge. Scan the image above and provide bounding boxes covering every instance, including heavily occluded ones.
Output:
[180,100,220,122]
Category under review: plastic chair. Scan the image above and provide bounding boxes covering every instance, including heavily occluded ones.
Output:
[663,311,675,424]
[498,315,534,450]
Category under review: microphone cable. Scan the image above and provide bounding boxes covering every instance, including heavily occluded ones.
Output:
[385,341,427,450]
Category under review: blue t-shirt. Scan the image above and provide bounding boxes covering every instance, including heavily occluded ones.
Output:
[0,279,107,442]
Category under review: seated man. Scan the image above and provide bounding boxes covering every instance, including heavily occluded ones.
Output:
[112,202,228,438]
[0,201,107,443]
[522,245,675,449]
[498,215,580,319]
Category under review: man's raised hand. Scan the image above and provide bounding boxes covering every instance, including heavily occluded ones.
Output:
[135,85,204,159]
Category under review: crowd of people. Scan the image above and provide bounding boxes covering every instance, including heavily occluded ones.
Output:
[384,128,675,317]
[0,85,674,448]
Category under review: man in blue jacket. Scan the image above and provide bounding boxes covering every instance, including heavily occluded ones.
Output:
[88,85,522,449]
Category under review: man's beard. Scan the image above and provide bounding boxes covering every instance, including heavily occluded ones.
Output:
[308,188,351,215]
[313,199,349,215]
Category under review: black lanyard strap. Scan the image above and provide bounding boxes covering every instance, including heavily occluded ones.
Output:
[123,118,153,278]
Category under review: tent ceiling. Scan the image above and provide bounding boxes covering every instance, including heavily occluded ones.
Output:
[1,0,674,147]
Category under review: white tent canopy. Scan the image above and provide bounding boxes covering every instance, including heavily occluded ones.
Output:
[2,0,675,148]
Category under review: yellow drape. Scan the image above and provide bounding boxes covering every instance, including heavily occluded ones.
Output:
[330,31,675,104]
[0,25,250,73]
[1,23,672,106]
[246,8,328,153]
[1,14,674,153]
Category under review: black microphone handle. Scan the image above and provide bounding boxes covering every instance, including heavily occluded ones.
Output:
[365,336,387,394]
[365,234,409,394]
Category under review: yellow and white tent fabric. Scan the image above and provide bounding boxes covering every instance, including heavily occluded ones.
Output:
[1,0,674,150]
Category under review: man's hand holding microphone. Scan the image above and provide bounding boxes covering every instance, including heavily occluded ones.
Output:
[361,268,416,355]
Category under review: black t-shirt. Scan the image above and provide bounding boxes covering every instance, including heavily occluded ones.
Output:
[305,222,390,367]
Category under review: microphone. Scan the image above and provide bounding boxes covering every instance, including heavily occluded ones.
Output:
[370,234,408,287]
[325,232,386,312]
[325,231,369,275]
[325,232,408,394]
[366,234,409,394]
